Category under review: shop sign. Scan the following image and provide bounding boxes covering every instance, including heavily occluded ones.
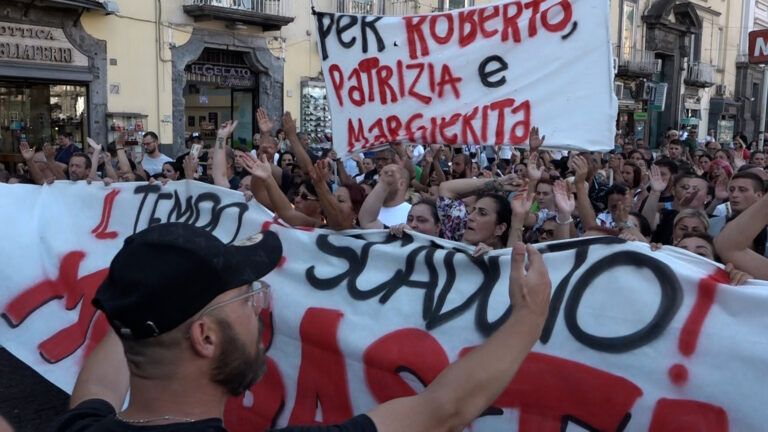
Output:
[748,29,768,64]
[186,62,256,88]
[0,22,88,67]
[680,118,699,126]
[633,112,648,120]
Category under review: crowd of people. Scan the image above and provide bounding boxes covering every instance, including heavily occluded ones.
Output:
[4,112,768,431]
[3,109,765,283]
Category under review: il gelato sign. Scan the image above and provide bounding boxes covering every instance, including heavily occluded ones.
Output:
[186,62,256,88]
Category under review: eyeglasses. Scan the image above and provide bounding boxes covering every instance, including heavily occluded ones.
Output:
[196,280,271,319]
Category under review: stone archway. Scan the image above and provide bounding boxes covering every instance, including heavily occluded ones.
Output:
[170,28,283,156]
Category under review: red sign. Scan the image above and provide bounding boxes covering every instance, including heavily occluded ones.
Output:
[749,29,768,64]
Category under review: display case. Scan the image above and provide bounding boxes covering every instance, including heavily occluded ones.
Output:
[106,112,148,147]
[300,80,332,137]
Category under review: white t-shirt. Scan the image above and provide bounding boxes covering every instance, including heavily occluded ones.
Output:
[378,202,412,226]
[412,145,425,164]
[142,153,173,176]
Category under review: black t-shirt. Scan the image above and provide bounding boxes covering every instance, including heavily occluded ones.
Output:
[49,399,377,432]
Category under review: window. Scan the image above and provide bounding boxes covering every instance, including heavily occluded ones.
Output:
[620,0,636,61]
[449,0,473,10]
[690,33,701,62]
[716,28,724,68]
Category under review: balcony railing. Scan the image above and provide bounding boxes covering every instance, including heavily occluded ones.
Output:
[336,0,428,16]
[684,62,716,88]
[615,46,657,77]
[184,0,294,30]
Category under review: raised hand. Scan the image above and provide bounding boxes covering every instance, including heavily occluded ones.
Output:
[257,108,276,134]
[19,142,35,161]
[282,111,297,137]
[217,120,239,140]
[242,153,272,180]
[508,243,551,322]
[526,152,542,182]
[183,154,199,180]
[553,180,575,215]
[510,187,534,218]
[569,154,589,184]
[528,126,546,153]
[311,159,329,183]
[379,164,399,188]
[117,131,126,149]
[649,164,668,193]
[86,137,102,153]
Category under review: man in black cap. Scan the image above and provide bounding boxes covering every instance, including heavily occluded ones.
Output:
[51,223,551,431]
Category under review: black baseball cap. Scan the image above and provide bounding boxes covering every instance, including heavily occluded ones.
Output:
[93,223,282,339]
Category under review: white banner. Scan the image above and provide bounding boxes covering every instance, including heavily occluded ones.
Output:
[1,181,766,431]
[314,0,617,156]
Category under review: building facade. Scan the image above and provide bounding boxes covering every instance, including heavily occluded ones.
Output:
[610,0,742,148]
[733,0,768,142]
[0,0,293,169]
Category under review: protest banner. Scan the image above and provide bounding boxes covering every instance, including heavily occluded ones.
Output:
[313,0,617,157]
[1,181,766,431]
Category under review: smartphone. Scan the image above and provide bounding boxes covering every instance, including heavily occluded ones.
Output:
[190,143,202,159]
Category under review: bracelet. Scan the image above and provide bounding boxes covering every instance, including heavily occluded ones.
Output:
[555,214,573,225]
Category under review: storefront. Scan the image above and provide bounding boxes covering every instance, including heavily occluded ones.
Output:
[0,4,106,171]
[183,48,257,149]
[171,28,284,157]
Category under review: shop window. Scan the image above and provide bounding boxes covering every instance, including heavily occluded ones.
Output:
[0,83,87,167]
[300,81,332,145]
[184,48,258,149]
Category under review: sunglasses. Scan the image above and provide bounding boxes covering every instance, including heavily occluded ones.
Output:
[196,280,271,319]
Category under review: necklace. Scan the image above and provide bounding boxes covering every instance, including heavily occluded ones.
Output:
[115,412,195,424]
